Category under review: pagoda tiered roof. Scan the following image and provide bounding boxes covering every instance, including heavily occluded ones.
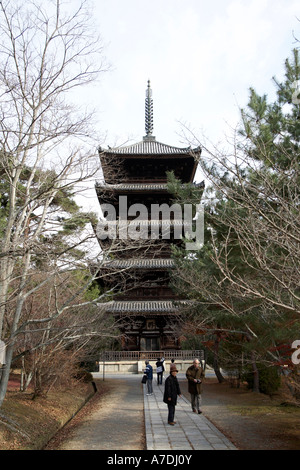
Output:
[95,181,204,191]
[100,299,192,314]
[99,138,201,157]
[101,258,175,269]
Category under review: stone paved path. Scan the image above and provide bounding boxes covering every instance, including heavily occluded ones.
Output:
[144,378,237,451]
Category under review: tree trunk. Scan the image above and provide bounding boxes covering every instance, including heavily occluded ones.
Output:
[213,333,225,383]
[0,342,14,407]
[251,351,260,393]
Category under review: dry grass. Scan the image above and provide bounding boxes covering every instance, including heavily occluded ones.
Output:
[0,374,97,450]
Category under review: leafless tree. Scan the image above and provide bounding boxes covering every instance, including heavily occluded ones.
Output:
[201,138,300,320]
[0,0,110,407]
[10,269,120,397]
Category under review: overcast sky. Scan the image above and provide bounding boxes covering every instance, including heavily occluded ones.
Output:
[76,0,299,214]
[91,0,299,152]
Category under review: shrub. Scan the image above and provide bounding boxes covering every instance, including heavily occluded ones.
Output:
[74,369,93,383]
[243,363,281,395]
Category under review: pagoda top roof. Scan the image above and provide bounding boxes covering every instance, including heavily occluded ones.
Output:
[99,80,201,158]
[99,138,201,157]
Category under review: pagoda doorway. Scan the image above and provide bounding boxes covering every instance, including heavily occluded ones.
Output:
[140,336,160,351]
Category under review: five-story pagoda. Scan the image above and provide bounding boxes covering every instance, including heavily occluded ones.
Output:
[95,81,202,352]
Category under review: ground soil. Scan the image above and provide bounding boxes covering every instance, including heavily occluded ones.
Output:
[46,376,300,451]
[0,375,106,450]
[179,377,300,450]
[1,374,300,450]
[45,377,145,451]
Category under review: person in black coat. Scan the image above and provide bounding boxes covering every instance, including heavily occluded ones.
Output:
[163,364,182,425]
[156,357,164,385]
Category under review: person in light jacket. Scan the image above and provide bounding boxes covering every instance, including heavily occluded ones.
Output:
[144,360,153,395]
[186,358,205,414]
[163,364,182,425]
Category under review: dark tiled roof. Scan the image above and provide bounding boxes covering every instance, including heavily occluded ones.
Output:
[96,182,169,191]
[99,139,201,156]
[95,220,190,233]
[102,258,175,269]
[100,300,192,313]
[95,182,204,191]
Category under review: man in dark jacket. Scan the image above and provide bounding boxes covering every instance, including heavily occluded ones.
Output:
[186,358,205,414]
[163,364,182,425]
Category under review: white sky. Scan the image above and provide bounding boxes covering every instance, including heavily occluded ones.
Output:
[75,0,299,213]
[91,0,299,150]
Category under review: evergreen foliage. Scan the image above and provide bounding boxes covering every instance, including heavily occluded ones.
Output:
[169,48,300,393]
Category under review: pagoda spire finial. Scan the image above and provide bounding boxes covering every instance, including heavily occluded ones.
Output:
[144,80,155,140]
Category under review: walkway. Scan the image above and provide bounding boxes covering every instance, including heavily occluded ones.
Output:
[143,374,236,451]
[54,373,237,450]
[54,374,145,450]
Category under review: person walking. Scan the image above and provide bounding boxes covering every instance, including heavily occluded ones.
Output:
[163,364,182,425]
[186,358,205,414]
[155,357,164,385]
[145,360,153,395]
[161,356,165,381]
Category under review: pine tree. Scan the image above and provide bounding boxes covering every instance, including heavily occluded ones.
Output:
[169,49,300,393]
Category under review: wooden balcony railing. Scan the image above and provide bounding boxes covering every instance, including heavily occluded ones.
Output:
[99,350,204,362]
